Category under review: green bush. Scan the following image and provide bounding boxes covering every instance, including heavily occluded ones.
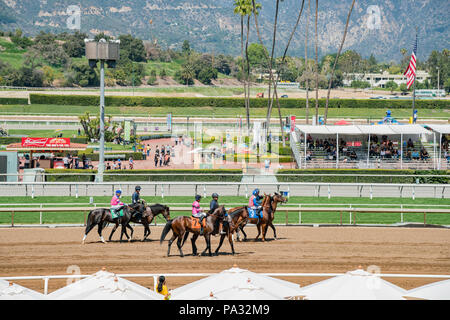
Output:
[276,169,450,184]
[29,94,450,109]
[0,97,28,105]
[44,169,243,182]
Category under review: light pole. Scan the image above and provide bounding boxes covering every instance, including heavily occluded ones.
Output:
[85,38,120,182]
[437,67,440,99]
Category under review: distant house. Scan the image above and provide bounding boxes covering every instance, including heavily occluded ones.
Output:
[343,71,431,88]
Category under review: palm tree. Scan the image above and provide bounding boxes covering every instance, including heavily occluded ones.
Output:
[304,0,311,124]
[323,0,356,124]
[234,0,250,134]
[314,0,319,125]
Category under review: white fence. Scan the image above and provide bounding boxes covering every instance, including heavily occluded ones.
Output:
[0,181,448,199]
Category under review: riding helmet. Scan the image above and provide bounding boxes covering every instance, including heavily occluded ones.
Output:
[115,190,122,195]
[253,188,260,196]
[212,193,219,199]
[135,186,141,191]
[195,195,202,201]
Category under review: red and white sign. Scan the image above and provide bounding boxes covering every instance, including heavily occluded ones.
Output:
[290,116,296,132]
[346,141,362,147]
[21,137,71,148]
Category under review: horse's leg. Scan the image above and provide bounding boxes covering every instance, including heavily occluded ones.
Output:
[126,223,134,242]
[214,234,226,255]
[143,222,151,242]
[255,223,262,241]
[269,222,277,240]
[176,235,184,257]
[228,231,235,255]
[201,234,212,256]
[191,233,199,256]
[82,222,96,244]
[97,222,106,244]
[108,219,120,241]
[167,234,176,257]
[240,225,248,241]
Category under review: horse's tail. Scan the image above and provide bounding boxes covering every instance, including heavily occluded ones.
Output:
[159,219,173,244]
[84,210,97,234]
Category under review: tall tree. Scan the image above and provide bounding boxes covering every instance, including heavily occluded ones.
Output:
[304,0,311,124]
[314,0,319,125]
[323,0,356,124]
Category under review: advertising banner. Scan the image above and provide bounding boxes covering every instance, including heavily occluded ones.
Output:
[21,138,70,148]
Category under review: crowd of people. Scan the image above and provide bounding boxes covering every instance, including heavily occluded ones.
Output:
[305,134,436,163]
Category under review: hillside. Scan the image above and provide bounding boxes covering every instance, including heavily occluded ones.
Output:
[0,0,449,62]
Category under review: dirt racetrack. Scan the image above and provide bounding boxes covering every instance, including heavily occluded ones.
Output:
[0,225,449,294]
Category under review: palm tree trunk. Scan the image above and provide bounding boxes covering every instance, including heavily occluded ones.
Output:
[240,16,249,134]
[305,0,311,124]
[245,15,251,137]
[314,0,319,125]
[324,0,356,124]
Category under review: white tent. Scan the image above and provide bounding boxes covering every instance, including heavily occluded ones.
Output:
[404,279,450,300]
[298,269,407,300]
[48,269,163,300]
[0,281,46,300]
[171,266,302,300]
[198,280,284,300]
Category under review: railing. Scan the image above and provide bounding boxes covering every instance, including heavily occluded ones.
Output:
[2,206,450,227]
[0,181,447,199]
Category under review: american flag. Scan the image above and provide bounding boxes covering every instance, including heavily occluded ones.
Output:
[404,33,418,90]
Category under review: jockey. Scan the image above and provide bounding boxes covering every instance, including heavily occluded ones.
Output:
[210,193,227,235]
[110,190,125,222]
[131,186,142,222]
[192,195,206,235]
[248,188,263,218]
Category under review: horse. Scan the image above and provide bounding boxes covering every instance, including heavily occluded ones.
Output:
[214,206,249,256]
[159,206,226,257]
[127,203,171,241]
[82,202,148,244]
[237,193,287,242]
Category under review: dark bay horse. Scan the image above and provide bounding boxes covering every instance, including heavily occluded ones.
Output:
[159,206,226,257]
[214,206,249,256]
[127,203,171,241]
[237,193,287,242]
[82,203,148,244]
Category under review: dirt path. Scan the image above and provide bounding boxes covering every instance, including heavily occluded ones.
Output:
[1,225,449,294]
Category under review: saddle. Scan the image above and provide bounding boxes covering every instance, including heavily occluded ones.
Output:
[248,207,262,220]
[191,217,206,230]
[111,207,125,219]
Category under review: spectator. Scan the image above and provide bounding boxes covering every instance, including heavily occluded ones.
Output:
[63,155,69,169]
[407,138,414,149]
[420,148,429,161]
[129,156,134,170]
[159,153,163,167]
[154,153,159,167]
[147,145,150,158]
[106,162,111,170]
[112,160,117,170]
[155,275,171,300]
[118,158,122,170]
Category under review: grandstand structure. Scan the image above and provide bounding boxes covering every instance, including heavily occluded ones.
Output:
[291,124,450,170]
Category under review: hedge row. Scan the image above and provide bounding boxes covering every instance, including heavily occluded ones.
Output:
[45,169,243,182]
[29,94,450,109]
[276,169,450,184]
[0,97,28,105]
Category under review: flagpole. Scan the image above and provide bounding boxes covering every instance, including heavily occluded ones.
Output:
[412,27,418,121]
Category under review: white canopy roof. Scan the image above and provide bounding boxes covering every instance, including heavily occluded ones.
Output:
[404,279,450,300]
[296,124,431,136]
[48,269,163,300]
[198,281,285,300]
[357,125,397,135]
[171,266,302,300]
[425,124,450,134]
[0,281,46,300]
[298,269,407,300]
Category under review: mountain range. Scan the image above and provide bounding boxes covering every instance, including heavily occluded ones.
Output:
[0,0,449,62]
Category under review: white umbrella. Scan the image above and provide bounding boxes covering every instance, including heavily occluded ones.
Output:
[171,266,302,300]
[298,268,407,300]
[198,280,284,300]
[404,279,450,300]
[48,269,163,300]
[0,281,46,300]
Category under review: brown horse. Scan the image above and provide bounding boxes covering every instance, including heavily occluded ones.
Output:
[159,206,226,257]
[127,203,171,241]
[214,206,248,255]
[237,193,287,242]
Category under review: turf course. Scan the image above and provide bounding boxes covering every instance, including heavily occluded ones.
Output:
[1,196,449,226]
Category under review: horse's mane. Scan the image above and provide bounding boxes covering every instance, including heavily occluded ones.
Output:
[229,207,245,218]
